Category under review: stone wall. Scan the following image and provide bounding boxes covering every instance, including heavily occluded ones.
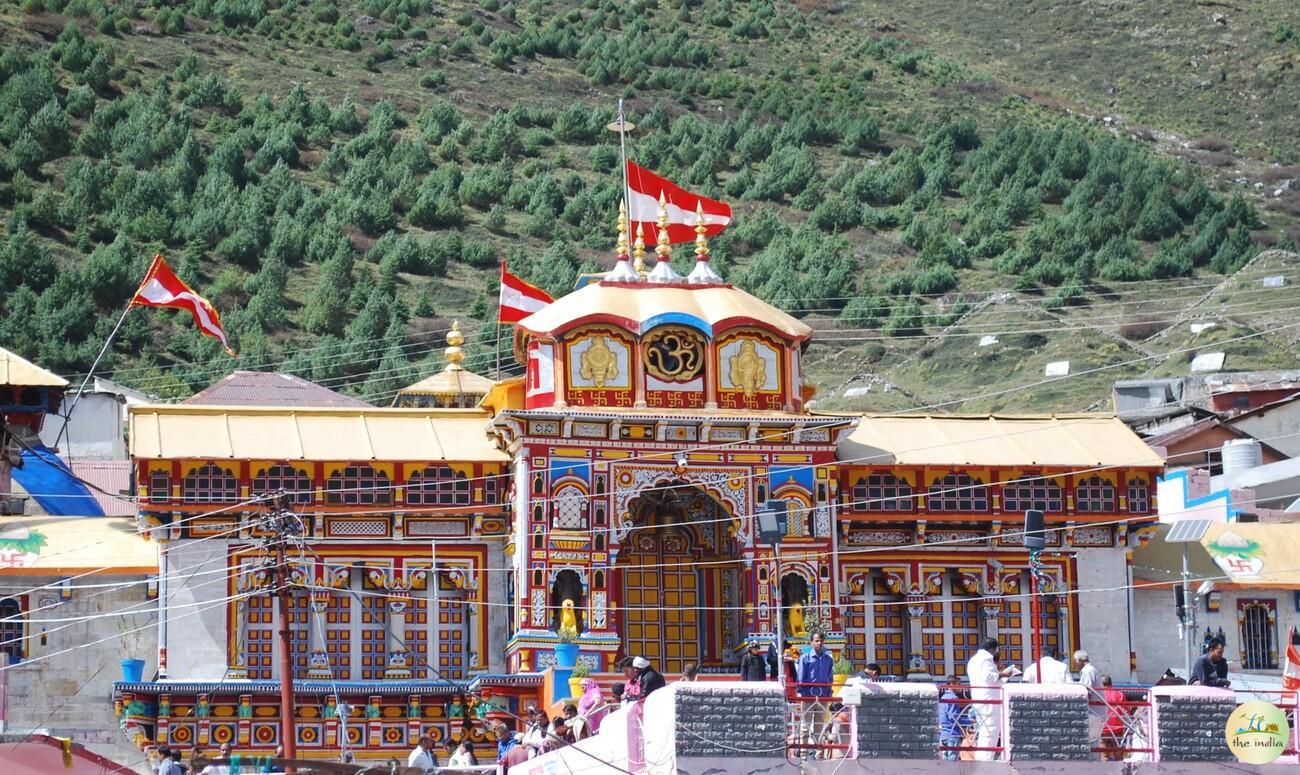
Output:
[1074,546,1136,682]
[1004,683,1091,760]
[669,682,788,758]
[1152,685,1236,762]
[854,681,938,759]
[0,573,154,764]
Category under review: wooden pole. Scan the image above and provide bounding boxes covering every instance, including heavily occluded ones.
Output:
[53,302,133,452]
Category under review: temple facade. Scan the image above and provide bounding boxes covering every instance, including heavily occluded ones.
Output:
[112,206,1165,763]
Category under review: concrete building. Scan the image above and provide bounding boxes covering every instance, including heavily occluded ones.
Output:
[1227,393,1300,459]
[0,516,157,767]
[38,377,152,462]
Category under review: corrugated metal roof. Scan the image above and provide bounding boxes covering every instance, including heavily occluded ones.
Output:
[129,405,507,462]
[0,347,67,388]
[184,371,372,408]
[68,460,135,517]
[838,414,1165,468]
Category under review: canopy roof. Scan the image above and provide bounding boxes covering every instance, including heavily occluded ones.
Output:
[837,413,1165,468]
[398,365,496,398]
[1134,522,1300,589]
[0,517,154,575]
[129,405,506,462]
[0,346,67,388]
[516,281,813,341]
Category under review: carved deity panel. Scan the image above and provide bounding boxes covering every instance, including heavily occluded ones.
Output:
[564,328,634,406]
[715,334,783,409]
[643,326,707,409]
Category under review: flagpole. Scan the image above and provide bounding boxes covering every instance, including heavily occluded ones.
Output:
[618,98,632,219]
[53,300,135,452]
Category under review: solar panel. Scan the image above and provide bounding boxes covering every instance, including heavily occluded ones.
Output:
[1164,518,1212,543]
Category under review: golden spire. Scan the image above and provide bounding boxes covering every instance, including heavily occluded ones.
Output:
[632,223,647,274]
[654,191,673,263]
[445,320,465,371]
[694,202,710,262]
[616,200,630,258]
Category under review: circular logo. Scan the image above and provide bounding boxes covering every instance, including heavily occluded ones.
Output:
[1226,700,1290,764]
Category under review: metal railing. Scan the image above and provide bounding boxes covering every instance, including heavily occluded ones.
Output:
[937,685,1005,761]
[1088,687,1154,761]
[786,683,857,760]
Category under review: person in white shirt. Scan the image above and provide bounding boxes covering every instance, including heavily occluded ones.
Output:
[965,637,1016,761]
[1074,650,1101,689]
[407,734,438,773]
[1023,647,1071,684]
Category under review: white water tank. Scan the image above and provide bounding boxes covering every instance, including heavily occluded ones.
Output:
[1222,438,1263,475]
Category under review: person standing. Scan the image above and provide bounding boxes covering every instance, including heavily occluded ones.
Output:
[1099,676,1128,761]
[1024,647,1070,683]
[740,640,775,681]
[200,742,234,775]
[796,632,834,756]
[157,748,184,775]
[939,675,971,762]
[407,734,438,773]
[1190,637,1231,687]
[1074,650,1101,690]
[680,662,699,681]
[966,637,1016,761]
[632,656,666,699]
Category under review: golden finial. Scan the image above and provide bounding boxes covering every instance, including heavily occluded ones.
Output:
[616,200,630,258]
[633,223,647,274]
[655,191,672,262]
[445,320,464,370]
[694,202,710,261]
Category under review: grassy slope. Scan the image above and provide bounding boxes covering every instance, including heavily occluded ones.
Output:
[0,0,1296,409]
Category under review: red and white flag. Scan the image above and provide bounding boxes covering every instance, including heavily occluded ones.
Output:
[1284,626,1300,691]
[132,255,235,355]
[498,262,554,324]
[626,160,732,244]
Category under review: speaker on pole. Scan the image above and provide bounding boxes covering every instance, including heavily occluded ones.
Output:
[1024,509,1046,549]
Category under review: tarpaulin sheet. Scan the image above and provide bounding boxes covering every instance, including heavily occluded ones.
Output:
[10,443,104,516]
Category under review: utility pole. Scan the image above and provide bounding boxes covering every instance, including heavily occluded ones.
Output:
[263,493,301,773]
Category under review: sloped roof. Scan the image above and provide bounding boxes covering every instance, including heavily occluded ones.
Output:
[129,405,507,462]
[68,460,136,517]
[837,413,1165,468]
[516,281,813,341]
[0,517,155,575]
[1145,416,1289,460]
[184,371,371,408]
[399,365,496,398]
[0,346,67,388]
[1134,522,1300,589]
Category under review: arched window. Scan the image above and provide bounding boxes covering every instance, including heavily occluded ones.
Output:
[0,598,24,664]
[852,473,914,511]
[1240,601,1276,670]
[325,465,392,506]
[551,485,588,530]
[1075,476,1116,513]
[182,463,239,503]
[1002,476,1063,513]
[1127,478,1150,514]
[927,474,989,512]
[407,466,470,506]
[252,464,312,504]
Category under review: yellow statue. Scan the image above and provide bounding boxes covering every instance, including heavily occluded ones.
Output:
[787,601,809,638]
[558,598,580,638]
[728,340,764,397]
[579,336,619,388]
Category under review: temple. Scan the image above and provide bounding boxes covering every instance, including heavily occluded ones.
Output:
[111,203,1165,763]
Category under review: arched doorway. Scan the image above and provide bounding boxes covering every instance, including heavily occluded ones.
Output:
[615,485,740,673]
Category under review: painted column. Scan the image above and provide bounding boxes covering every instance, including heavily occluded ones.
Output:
[385,594,411,679]
[307,592,330,679]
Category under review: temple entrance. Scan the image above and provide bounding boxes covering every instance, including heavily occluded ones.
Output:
[615,485,740,674]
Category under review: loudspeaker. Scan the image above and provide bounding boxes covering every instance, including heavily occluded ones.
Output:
[1023,509,1046,549]
[1174,585,1187,623]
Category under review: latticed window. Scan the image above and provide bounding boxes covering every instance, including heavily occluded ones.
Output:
[325,464,392,506]
[407,465,470,506]
[253,464,312,504]
[0,597,24,664]
[1075,475,1117,513]
[1127,478,1150,514]
[182,463,239,503]
[927,474,989,512]
[1240,602,1276,670]
[1002,477,1063,513]
[853,473,914,511]
[148,470,171,502]
[552,485,588,530]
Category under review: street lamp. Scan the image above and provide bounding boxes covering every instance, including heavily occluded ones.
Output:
[757,501,789,685]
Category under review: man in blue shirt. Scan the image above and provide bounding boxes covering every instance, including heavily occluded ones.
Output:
[795,632,834,757]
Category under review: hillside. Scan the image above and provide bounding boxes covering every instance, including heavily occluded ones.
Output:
[0,0,1295,410]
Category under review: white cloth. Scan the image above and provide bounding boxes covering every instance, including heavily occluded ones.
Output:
[449,749,475,766]
[1024,655,1070,684]
[966,648,1005,761]
[1077,662,1102,689]
[407,746,436,772]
